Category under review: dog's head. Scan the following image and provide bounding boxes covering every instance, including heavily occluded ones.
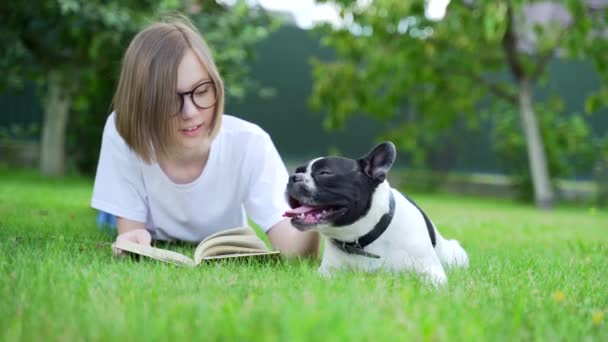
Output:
[284,142,396,231]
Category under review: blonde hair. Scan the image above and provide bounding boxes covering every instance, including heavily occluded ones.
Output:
[112,15,225,163]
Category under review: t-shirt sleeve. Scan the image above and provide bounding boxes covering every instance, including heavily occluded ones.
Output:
[243,131,290,232]
[90,114,148,223]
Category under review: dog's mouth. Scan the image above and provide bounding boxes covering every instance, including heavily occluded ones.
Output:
[283,197,347,227]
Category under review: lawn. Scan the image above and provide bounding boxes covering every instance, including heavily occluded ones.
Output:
[1,167,606,341]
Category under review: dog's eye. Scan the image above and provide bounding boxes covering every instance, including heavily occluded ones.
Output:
[318,170,332,176]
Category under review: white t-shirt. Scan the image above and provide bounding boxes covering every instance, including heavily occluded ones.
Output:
[91,112,290,242]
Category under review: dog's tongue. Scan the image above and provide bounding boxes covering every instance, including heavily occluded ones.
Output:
[283,205,317,217]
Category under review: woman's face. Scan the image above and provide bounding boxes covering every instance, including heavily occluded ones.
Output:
[172,49,216,151]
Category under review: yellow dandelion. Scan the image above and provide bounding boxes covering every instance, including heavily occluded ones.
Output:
[592,311,604,326]
[552,290,565,303]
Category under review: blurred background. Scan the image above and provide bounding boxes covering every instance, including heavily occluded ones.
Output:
[1,0,607,209]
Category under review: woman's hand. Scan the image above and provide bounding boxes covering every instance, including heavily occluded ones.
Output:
[113,228,152,255]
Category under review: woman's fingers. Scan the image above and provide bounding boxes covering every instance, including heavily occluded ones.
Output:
[113,229,152,256]
[134,229,152,245]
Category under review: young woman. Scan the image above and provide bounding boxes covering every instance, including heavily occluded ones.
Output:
[91,16,319,257]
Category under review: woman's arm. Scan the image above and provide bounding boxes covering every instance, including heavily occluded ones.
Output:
[267,218,320,258]
[92,114,149,238]
[117,217,147,236]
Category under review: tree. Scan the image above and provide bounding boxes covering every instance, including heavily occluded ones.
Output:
[0,0,167,176]
[310,0,608,209]
[1,0,277,176]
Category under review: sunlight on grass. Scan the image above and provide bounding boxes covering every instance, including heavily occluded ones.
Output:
[1,168,607,341]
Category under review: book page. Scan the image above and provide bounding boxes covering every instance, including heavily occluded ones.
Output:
[198,235,267,253]
[200,226,255,243]
[201,250,280,261]
[199,245,267,258]
[113,241,195,267]
[193,226,274,265]
[194,226,262,254]
[194,235,270,264]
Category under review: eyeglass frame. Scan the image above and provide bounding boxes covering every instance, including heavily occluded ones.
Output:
[175,80,217,115]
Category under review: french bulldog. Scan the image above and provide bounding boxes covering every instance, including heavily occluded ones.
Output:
[284,142,469,285]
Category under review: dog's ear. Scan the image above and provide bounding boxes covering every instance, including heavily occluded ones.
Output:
[359,141,396,183]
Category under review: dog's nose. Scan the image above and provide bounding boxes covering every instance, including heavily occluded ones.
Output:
[290,173,305,183]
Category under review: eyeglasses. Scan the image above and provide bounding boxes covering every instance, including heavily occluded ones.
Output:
[175,81,217,115]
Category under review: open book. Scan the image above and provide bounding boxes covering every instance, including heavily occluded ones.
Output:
[112,226,280,267]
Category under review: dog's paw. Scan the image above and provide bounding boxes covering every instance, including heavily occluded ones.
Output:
[318,266,333,278]
[427,271,448,287]
[438,239,469,268]
[416,264,448,287]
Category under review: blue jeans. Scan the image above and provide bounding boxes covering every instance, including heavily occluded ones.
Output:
[96,211,117,231]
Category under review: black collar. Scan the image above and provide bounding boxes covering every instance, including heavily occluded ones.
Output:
[330,190,396,259]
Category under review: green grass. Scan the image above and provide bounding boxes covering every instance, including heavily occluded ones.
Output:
[1,167,607,341]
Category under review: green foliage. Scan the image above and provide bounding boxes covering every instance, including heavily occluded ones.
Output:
[1,169,608,340]
[0,0,158,87]
[311,0,502,164]
[311,0,608,198]
[0,0,171,174]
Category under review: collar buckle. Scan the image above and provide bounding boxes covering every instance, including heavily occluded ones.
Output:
[330,190,395,259]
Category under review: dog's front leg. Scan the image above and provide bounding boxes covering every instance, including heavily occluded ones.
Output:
[317,246,347,277]
[318,265,332,278]
[318,256,340,278]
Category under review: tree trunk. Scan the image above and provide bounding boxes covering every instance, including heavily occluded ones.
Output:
[517,78,554,209]
[40,70,70,176]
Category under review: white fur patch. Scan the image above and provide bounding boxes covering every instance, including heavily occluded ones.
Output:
[302,158,322,193]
